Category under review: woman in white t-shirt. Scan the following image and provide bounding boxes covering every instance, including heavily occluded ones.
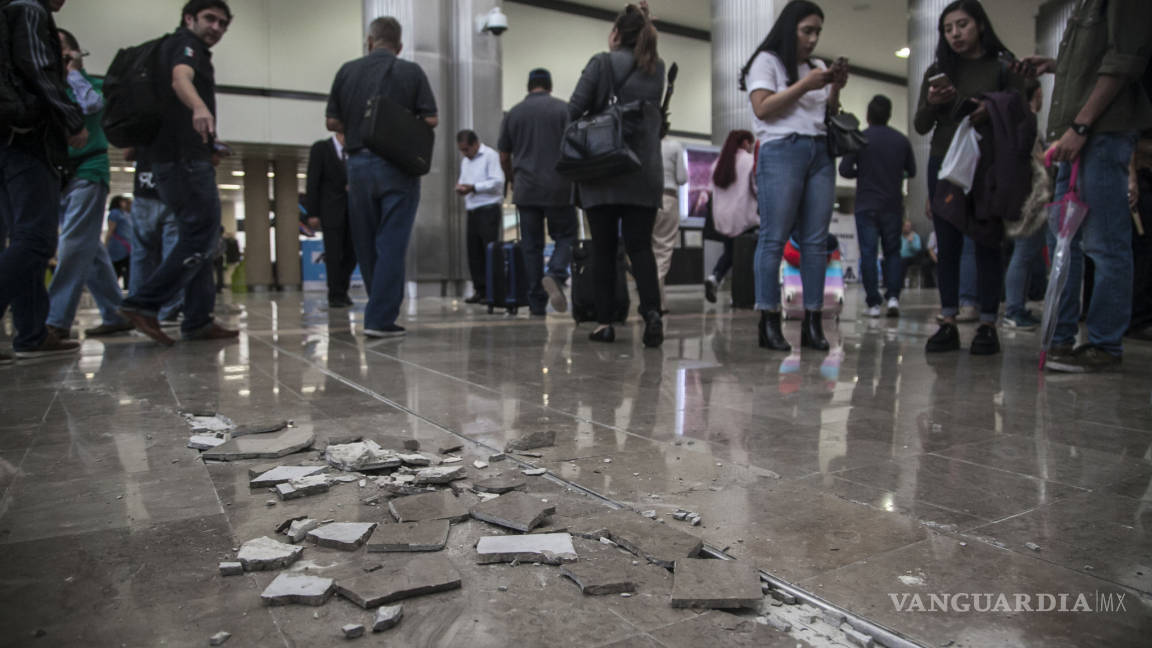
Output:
[739,0,847,352]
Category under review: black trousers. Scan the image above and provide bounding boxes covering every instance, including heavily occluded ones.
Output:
[586,205,660,324]
[322,223,357,300]
[467,203,502,295]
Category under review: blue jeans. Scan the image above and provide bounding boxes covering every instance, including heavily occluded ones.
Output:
[47,178,125,329]
[754,135,835,311]
[0,144,60,350]
[854,210,903,306]
[1004,227,1047,319]
[927,155,978,307]
[346,152,420,329]
[519,204,577,313]
[1050,132,1137,356]
[122,159,220,334]
[129,196,182,320]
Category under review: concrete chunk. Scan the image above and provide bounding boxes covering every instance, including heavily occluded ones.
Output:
[412,465,466,484]
[670,559,761,609]
[570,510,702,569]
[522,468,547,476]
[188,435,226,450]
[218,562,243,576]
[209,631,231,646]
[237,536,304,571]
[306,522,377,550]
[560,562,636,595]
[325,440,402,471]
[335,555,462,608]
[475,533,577,565]
[285,518,321,543]
[342,624,365,639]
[260,573,335,606]
[202,428,315,461]
[250,465,326,488]
[372,605,404,632]
[275,474,330,500]
[231,419,289,438]
[389,491,471,524]
[504,429,556,453]
[438,443,463,454]
[366,520,450,552]
[841,623,875,648]
[472,474,527,494]
[397,453,434,467]
[470,491,555,532]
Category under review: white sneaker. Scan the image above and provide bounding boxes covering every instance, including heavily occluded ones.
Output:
[865,305,882,318]
[886,297,899,318]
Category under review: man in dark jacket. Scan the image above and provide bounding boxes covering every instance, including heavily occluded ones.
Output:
[0,0,86,361]
[1020,0,1152,372]
[306,132,356,309]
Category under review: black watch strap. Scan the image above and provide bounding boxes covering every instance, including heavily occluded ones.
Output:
[1071,122,1090,136]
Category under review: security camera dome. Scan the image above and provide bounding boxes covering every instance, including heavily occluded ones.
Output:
[483,7,508,35]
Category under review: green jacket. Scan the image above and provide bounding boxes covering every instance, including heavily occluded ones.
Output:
[1048,0,1152,140]
[66,70,110,187]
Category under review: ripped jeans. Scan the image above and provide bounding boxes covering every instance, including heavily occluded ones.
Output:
[121,159,220,333]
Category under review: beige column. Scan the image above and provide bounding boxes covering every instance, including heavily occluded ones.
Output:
[243,156,273,290]
[220,201,237,234]
[273,156,301,289]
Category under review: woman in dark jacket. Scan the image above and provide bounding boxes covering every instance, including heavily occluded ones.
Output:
[568,3,665,348]
[914,0,1023,355]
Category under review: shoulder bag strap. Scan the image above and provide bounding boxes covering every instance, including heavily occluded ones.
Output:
[602,53,637,107]
[371,55,400,99]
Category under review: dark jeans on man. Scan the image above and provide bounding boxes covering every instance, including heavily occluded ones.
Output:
[321,222,357,301]
[586,205,660,324]
[0,144,60,350]
[121,159,220,335]
[855,210,903,306]
[346,152,420,330]
[519,204,577,314]
[466,203,502,298]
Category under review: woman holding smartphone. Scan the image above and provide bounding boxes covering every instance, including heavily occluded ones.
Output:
[914,0,1023,355]
[740,0,847,352]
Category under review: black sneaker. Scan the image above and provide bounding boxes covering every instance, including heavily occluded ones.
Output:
[328,295,354,308]
[364,325,406,338]
[1046,345,1122,373]
[704,277,718,304]
[926,323,960,353]
[13,330,81,358]
[463,294,485,304]
[969,324,1000,355]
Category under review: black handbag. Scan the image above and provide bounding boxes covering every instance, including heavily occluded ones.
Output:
[361,57,435,176]
[556,56,643,181]
[825,110,867,158]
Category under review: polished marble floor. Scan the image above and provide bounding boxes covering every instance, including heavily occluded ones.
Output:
[1,286,1150,647]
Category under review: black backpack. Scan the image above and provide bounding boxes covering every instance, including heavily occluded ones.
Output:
[0,0,36,132]
[102,35,168,148]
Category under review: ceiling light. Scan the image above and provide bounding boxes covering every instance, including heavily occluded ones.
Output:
[232,170,245,177]
[895,47,910,59]
[219,184,242,190]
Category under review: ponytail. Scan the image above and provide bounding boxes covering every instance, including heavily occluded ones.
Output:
[614,4,660,75]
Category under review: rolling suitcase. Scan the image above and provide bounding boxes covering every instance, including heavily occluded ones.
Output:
[730,232,757,309]
[571,239,630,323]
[781,259,845,320]
[485,212,528,315]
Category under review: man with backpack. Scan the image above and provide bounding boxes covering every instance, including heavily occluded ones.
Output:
[1,0,87,362]
[118,0,237,345]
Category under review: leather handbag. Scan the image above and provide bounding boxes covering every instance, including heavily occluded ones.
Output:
[361,58,435,176]
[825,110,867,158]
[556,56,643,181]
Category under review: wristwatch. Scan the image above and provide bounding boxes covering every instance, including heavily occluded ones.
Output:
[1071,122,1091,136]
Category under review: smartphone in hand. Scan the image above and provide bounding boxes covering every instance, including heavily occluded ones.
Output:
[928,72,951,89]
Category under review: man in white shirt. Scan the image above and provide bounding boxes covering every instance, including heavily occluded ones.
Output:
[456,130,505,303]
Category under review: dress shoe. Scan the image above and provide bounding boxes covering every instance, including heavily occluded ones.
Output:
[328,295,354,308]
[758,310,791,351]
[84,321,134,337]
[119,309,175,346]
[183,322,239,341]
[589,325,615,343]
[46,324,72,340]
[926,323,960,352]
[801,310,829,350]
[13,330,80,358]
[642,310,663,348]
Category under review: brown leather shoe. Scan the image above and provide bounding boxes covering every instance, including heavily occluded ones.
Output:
[183,323,239,341]
[46,324,72,340]
[13,330,81,358]
[119,309,175,346]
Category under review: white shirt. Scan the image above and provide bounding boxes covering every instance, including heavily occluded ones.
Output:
[662,139,687,190]
[746,52,829,142]
[458,143,505,211]
[331,134,345,161]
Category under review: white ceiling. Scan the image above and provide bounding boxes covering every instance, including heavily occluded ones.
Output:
[567,0,1044,78]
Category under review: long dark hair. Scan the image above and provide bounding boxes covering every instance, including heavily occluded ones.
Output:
[738,0,824,91]
[934,0,1010,79]
[712,130,754,189]
[613,4,659,75]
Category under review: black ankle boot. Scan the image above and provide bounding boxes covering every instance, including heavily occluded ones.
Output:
[758,310,791,351]
[642,310,663,348]
[801,310,830,350]
[589,325,615,343]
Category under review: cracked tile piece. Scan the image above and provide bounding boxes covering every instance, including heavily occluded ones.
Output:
[475,533,577,564]
[570,510,703,569]
[504,429,556,452]
[325,440,402,471]
[188,435,226,450]
[202,428,315,461]
[284,518,321,544]
[275,474,330,500]
[250,465,327,488]
[412,465,466,484]
[306,522,377,550]
[218,562,243,576]
[397,453,434,467]
[470,491,555,532]
[335,555,462,608]
[389,490,471,523]
[560,561,637,595]
[237,536,304,571]
[342,624,365,638]
[231,419,289,437]
[260,573,335,606]
[209,631,231,646]
[670,559,761,609]
[472,474,527,494]
[372,604,404,632]
[366,520,450,552]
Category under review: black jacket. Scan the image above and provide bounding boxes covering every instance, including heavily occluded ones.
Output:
[305,137,349,230]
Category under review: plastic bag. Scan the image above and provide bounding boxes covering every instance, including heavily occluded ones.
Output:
[1038,158,1089,370]
[937,116,981,194]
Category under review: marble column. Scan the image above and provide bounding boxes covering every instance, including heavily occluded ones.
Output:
[710,0,777,145]
[242,157,272,290]
[273,156,301,289]
[906,0,953,234]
